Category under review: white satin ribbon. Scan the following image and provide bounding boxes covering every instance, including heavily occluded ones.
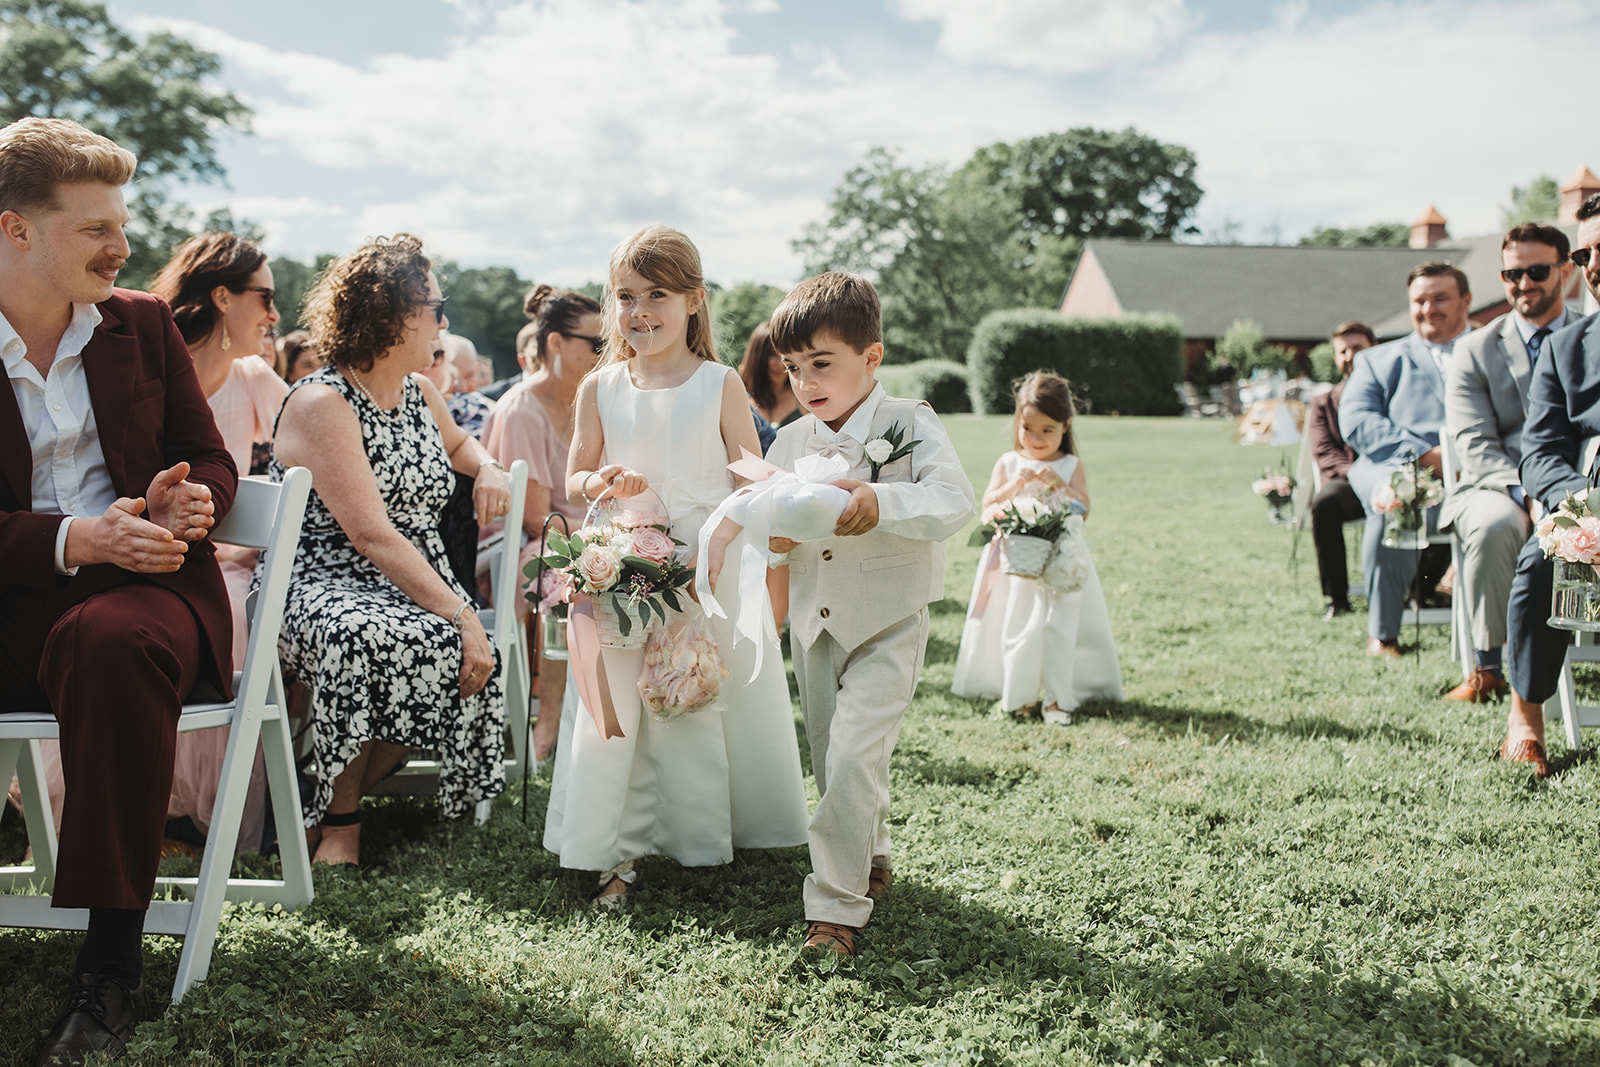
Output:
[697,450,851,681]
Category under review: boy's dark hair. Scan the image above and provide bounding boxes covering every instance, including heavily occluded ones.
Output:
[768,271,881,356]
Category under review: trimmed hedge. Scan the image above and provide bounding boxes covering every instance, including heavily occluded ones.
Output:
[875,359,973,413]
[967,310,1184,416]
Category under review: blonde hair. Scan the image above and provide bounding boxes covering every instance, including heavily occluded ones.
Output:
[0,117,136,216]
[1012,371,1077,456]
[601,226,716,366]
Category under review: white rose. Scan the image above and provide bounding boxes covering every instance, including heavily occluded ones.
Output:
[1392,478,1416,504]
[864,439,893,464]
[1015,498,1050,523]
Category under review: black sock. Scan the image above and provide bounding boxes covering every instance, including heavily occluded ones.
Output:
[75,908,145,985]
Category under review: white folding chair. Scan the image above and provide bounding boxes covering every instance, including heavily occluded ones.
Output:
[0,468,315,1002]
[377,460,529,824]
[1552,438,1600,749]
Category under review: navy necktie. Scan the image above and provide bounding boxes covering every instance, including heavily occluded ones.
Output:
[1527,327,1551,364]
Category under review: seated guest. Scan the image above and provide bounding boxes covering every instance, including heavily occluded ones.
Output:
[441,329,491,440]
[1308,321,1374,619]
[271,234,513,866]
[1340,261,1471,656]
[150,231,291,852]
[278,328,323,383]
[482,283,603,766]
[1442,223,1575,702]
[738,321,800,451]
[0,117,237,1064]
[1503,195,1600,776]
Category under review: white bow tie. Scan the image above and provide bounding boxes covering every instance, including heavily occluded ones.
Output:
[806,434,864,468]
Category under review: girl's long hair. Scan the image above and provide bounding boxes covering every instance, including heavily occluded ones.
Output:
[1012,371,1077,457]
[600,225,716,367]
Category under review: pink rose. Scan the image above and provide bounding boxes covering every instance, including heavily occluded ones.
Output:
[616,509,665,529]
[537,569,573,612]
[1563,518,1600,564]
[577,544,621,591]
[629,527,675,563]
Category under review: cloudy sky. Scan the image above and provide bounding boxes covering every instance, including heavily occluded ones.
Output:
[109,0,1599,288]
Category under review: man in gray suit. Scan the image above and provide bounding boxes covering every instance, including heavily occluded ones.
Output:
[1340,261,1472,656]
[1503,194,1600,776]
[1442,224,1575,701]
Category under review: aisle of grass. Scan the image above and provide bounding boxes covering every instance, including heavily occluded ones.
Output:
[4,414,1599,1066]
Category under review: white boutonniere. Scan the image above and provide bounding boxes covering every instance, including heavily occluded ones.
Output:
[865,422,921,482]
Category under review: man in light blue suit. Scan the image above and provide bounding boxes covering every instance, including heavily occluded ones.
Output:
[1340,261,1472,656]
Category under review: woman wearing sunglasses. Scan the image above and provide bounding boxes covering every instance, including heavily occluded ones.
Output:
[481,284,605,770]
[271,234,513,867]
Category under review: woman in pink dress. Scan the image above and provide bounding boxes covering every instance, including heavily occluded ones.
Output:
[482,284,603,766]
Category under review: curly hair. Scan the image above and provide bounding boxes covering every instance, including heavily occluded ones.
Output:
[303,234,433,372]
[149,231,268,347]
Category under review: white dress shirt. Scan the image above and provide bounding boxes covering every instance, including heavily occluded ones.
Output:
[1,304,117,573]
[801,382,974,543]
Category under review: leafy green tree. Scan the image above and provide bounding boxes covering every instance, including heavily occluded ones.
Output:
[963,127,1203,243]
[436,263,531,377]
[1501,175,1560,227]
[0,0,252,288]
[1215,319,1295,377]
[1298,222,1409,248]
[710,282,787,366]
[267,253,334,332]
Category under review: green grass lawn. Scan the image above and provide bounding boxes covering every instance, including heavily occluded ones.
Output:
[5,414,1600,1065]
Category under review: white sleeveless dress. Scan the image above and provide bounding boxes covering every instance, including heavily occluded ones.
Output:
[543,360,809,872]
[951,451,1123,712]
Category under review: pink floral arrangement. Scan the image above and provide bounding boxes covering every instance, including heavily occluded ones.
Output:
[638,617,729,722]
[527,505,696,638]
[1250,472,1295,503]
[1538,488,1600,568]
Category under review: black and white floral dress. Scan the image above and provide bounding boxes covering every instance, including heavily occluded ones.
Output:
[272,366,504,825]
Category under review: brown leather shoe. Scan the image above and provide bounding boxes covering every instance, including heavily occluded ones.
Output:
[1502,737,1551,778]
[1445,668,1509,703]
[1365,638,1401,658]
[802,921,860,957]
[867,866,892,900]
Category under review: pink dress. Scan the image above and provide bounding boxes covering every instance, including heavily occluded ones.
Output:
[482,378,586,596]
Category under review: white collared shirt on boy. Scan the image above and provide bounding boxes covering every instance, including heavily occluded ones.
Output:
[766,381,975,929]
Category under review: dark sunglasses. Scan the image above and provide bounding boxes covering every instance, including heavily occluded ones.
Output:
[564,332,605,355]
[421,298,448,324]
[1572,248,1598,268]
[239,285,275,307]
[1500,264,1560,284]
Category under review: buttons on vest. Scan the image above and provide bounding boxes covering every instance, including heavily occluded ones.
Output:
[821,549,833,561]
[819,607,830,619]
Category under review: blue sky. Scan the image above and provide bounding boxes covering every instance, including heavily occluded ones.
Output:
[105,0,1599,289]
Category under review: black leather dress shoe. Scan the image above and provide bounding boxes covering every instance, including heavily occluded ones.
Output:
[35,972,149,1066]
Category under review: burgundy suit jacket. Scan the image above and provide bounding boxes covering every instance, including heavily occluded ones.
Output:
[1308,381,1358,485]
[0,289,237,695]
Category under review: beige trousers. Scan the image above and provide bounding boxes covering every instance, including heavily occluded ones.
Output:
[1452,488,1532,652]
[792,609,928,927]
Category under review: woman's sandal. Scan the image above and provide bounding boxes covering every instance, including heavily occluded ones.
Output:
[312,809,361,868]
[592,875,629,912]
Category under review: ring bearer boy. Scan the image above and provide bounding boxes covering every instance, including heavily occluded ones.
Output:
[762,272,975,957]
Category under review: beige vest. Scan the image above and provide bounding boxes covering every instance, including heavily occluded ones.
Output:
[779,396,944,652]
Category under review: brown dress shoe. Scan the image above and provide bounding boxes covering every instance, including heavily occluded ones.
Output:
[802,921,860,957]
[1502,738,1551,778]
[1365,638,1402,658]
[1445,668,1509,703]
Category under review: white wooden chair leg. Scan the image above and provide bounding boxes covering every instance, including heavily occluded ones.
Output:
[1,739,57,893]
[1558,650,1583,750]
[261,676,313,907]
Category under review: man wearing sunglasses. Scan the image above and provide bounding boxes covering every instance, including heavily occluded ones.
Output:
[1503,194,1600,776]
[1442,224,1575,703]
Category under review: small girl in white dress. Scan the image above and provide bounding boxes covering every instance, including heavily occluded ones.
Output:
[951,372,1122,723]
[547,225,808,908]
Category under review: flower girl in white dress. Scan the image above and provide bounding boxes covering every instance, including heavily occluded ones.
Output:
[546,226,808,908]
[951,372,1122,722]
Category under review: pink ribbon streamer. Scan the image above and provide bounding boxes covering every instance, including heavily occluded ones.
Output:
[566,597,625,740]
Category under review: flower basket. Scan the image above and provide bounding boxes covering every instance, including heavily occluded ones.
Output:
[1549,559,1600,631]
[1381,504,1429,550]
[998,532,1052,578]
[593,595,650,650]
[1041,518,1089,592]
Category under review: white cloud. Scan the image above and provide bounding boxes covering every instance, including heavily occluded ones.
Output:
[888,0,1190,72]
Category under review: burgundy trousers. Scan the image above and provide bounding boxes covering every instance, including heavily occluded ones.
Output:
[0,580,201,910]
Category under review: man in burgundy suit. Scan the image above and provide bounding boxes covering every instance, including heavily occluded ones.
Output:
[1307,321,1374,619]
[0,118,236,1065]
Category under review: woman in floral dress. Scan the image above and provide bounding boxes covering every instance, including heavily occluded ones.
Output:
[272,234,514,866]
